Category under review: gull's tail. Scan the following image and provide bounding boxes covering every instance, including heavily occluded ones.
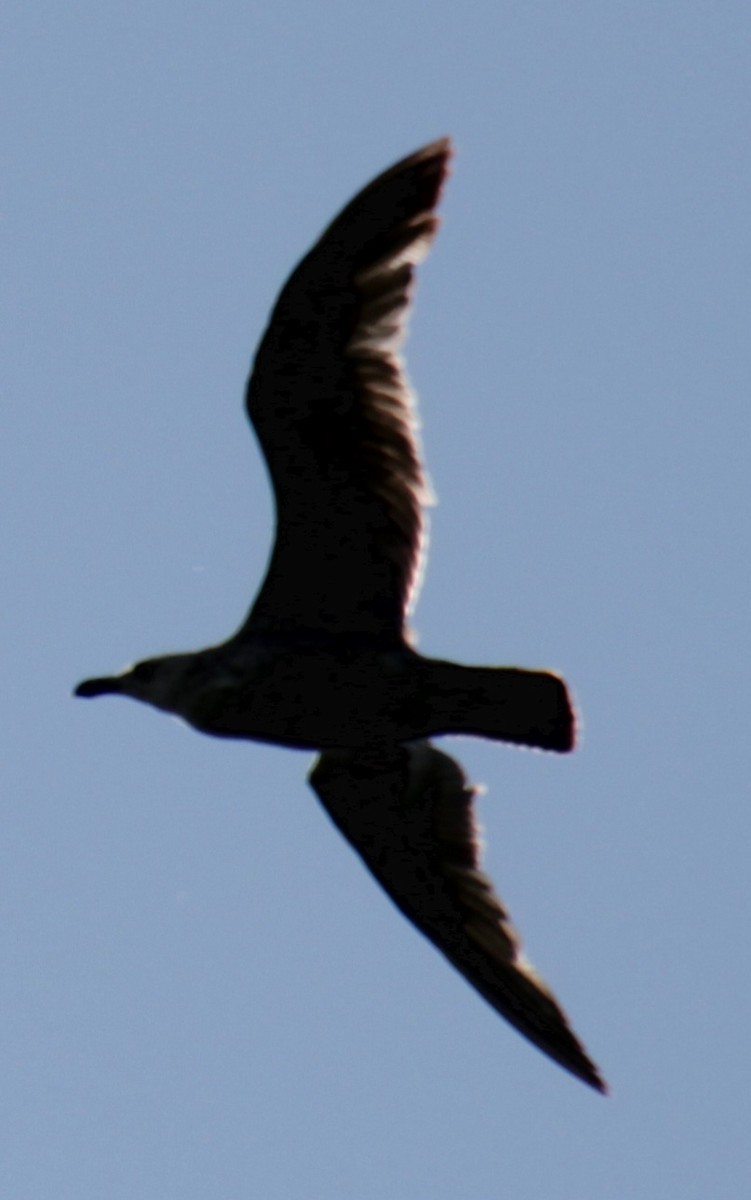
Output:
[425,662,576,753]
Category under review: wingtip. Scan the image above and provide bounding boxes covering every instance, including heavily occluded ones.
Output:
[420,135,453,183]
[420,135,453,161]
[588,1071,610,1096]
[576,1058,609,1095]
[388,137,453,196]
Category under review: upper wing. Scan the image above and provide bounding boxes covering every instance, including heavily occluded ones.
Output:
[310,742,606,1093]
[236,139,451,644]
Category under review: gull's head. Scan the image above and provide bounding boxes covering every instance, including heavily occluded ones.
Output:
[74,653,202,717]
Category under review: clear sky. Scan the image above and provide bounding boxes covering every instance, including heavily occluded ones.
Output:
[4,1,750,1196]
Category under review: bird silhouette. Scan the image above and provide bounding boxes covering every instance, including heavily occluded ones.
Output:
[76,139,606,1093]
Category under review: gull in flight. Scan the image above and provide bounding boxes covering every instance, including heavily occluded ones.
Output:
[76,139,606,1093]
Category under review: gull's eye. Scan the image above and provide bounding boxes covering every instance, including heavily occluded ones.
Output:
[132,661,158,684]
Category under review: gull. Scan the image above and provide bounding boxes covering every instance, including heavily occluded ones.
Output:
[75,139,606,1093]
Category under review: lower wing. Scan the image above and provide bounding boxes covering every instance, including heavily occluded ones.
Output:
[310,741,606,1093]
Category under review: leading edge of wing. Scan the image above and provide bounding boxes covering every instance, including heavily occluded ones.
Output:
[310,741,607,1094]
[238,140,452,643]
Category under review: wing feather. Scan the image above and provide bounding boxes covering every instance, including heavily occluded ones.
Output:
[310,742,607,1093]
[236,140,451,643]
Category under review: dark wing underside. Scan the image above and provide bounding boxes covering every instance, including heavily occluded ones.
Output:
[236,139,451,644]
[310,742,606,1093]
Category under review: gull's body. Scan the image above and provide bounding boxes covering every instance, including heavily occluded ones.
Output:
[76,140,605,1093]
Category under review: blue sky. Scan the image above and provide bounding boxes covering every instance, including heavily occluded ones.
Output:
[4,1,750,1196]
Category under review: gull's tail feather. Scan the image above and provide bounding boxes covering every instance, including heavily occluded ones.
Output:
[425,663,576,753]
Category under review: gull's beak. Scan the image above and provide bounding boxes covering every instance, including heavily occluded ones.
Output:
[74,676,123,699]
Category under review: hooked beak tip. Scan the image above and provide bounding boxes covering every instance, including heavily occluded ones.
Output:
[74,676,121,699]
